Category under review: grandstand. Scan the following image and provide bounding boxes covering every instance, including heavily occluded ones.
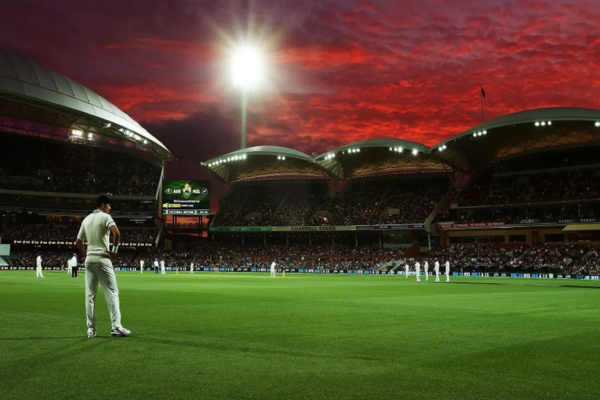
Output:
[0,47,173,266]
[201,107,600,275]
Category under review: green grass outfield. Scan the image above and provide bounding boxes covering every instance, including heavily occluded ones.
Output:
[1,272,600,400]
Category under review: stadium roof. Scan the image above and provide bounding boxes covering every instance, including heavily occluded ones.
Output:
[432,107,600,171]
[0,48,174,161]
[315,138,448,179]
[203,146,334,183]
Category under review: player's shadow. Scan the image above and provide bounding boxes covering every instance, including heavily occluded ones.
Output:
[0,336,87,341]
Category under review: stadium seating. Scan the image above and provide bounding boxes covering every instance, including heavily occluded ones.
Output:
[0,132,161,196]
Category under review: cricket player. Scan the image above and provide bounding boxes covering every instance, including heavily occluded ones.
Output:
[70,254,78,279]
[67,258,72,275]
[424,260,429,281]
[160,260,165,275]
[190,262,194,274]
[154,259,159,275]
[270,261,276,278]
[76,195,130,338]
[445,260,450,282]
[434,260,440,282]
[140,259,144,274]
[404,262,410,278]
[415,261,421,282]
[36,255,44,278]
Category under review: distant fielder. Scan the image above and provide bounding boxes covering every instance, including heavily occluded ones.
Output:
[139,259,144,274]
[36,255,44,278]
[160,260,165,275]
[190,262,194,274]
[445,260,450,282]
[434,260,440,282]
[270,261,276,278]
[424,260,429,281]
[67,257,71,275]
[70,254,79,279]
[154,259,159,275]
[415,261,421,282]
[405,262,410,278]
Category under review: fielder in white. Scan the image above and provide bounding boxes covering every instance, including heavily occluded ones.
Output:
[424,260,429,281]
[160,260,165,275]
[70,254,79,279]
[36,255,44,278]
[154,259,159,275]
[415,261,421,282]
[270,261,276,278]
[139,260,144,274]
[67,258,72,275]
[434,260,440,282]
[445,260,450,282]
[405,262,410,278]
[76,195,130,338]
[190,262,194,274]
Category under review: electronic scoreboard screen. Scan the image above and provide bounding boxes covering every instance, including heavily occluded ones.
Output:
[162,180,210,215]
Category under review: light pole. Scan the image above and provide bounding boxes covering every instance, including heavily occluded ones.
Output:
[232,46,262,150]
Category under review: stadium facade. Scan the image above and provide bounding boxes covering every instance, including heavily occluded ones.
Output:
[204,107,600,253]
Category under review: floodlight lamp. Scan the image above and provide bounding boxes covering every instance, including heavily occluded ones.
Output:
[389,147,393,151]
[473,132,477,137]
[541,122,546,126]
[357,148,360,152]
[232,46,263,87]
[547,121,552,125]
[596,122,600,127]
[143,139,148,144]
[439,147,443,151]
[243,154,247,159]
[398,147,403,153]
[535,122,540,126]
[105,123,111,128]
[282,156,286,160]
[277,156,281,160]
[483,130,487,135]
[412,149,418,155]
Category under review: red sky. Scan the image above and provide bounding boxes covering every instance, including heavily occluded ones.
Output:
[1,0,600,180]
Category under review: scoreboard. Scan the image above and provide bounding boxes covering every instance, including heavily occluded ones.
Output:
[162,180,210,215]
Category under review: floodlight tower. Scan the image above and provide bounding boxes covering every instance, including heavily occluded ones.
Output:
[232,46,263,149]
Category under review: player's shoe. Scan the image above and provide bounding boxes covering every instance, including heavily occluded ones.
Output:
[111,327,131,337]
[87,329,96,338]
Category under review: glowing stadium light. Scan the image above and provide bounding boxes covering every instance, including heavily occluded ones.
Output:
[482,130,487,135]
[119,128,124,132]
[143,139,148,144]
[547,121,552,125]
[443,145,447,149]
[232,46,263,88]
[87,133,93,140]
[596,122,600,127]
[357,148,360,152]
[412,149,418,155]
[473,132,477,137]
[535,122,540,126]
[242,154,247,159]
[277,156,281,160]
[541,122,546,126]
[389,147,393,151]
[105,123,111,128]
[438,147,443,152]
[282,156,286,160]
[71,129,83,137]
[398,147,403,153]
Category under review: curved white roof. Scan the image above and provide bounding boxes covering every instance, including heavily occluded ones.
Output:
[0,48,169,153]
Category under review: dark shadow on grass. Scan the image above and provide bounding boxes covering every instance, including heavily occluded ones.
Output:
[0,335,123,341]
[132,336,383,363]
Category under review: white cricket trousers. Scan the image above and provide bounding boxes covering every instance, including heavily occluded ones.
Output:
[36,267,44,278]
[85,258,122,330]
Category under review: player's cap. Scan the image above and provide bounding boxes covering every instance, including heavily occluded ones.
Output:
[96,194,112,207]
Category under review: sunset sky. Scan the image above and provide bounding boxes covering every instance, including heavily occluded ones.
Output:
[1,0,600,180]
